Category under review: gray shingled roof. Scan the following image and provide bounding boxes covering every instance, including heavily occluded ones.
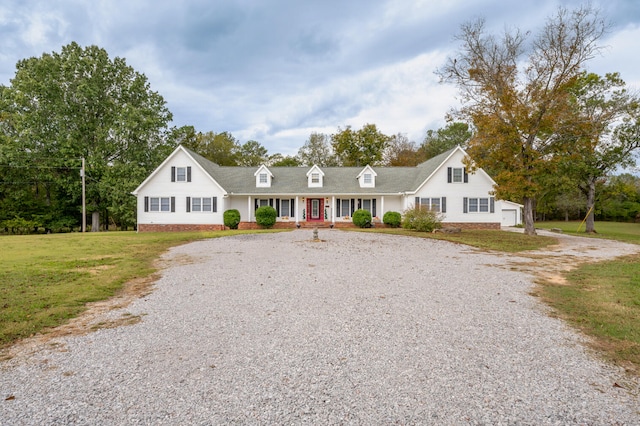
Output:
[183,146,456,195]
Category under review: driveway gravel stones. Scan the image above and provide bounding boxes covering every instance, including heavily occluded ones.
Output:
[1,229,639,425]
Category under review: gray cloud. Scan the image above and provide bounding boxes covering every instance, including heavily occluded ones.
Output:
[1,0,639,155]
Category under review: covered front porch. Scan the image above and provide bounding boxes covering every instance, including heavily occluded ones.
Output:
[233,194,401,228]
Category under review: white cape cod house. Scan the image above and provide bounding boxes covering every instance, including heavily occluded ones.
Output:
[132,145,522,231]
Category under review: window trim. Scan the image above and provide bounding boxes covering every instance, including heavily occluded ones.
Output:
[447,167,468,184]
[463,197,494,214]
[145,196,175,213]
[416,197,446,213]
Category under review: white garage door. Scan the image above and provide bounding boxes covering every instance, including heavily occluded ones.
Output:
[501,209,517,226]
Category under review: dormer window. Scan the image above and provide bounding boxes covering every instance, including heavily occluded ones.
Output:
[357,165,376,188]
[255,165,273,187]
[306,165,325,188]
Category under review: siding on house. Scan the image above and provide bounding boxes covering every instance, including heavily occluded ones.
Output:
[133,145,508,230]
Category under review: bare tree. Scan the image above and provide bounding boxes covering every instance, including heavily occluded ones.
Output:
[438,5,607,235]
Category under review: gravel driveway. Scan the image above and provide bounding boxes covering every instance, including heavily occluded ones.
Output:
[2,229,640,425]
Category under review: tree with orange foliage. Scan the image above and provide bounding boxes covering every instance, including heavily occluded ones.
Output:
[438,5,607,235]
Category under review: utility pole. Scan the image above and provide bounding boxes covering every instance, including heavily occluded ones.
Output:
[81,157,86,233]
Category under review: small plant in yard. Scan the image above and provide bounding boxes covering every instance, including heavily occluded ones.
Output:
[223,209,241,229]
[383,211,402,228]
[402,206,443,232]
[255,206,277,228]
[352,209,372,228]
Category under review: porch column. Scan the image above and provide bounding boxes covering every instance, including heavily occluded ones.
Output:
[295,196,299,225]
[380,196,384,219]
[248,196,252,222]
[331,196,336,224]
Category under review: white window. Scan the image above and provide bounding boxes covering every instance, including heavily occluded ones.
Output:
[189,197,216,212]
[362,199,372,213]
[419,197,441,213]
[280,199,290,217]
[465,197,493,213]
[203,197,212,212]
[311,173,320,184]
[150,197,171,212]
[176,167,187,182]
[259,199,269,207]
[341,199,351,216]
[364,173,372,184]
[259,173,268,184]
[452,168,463,183]
[479,198,489,212]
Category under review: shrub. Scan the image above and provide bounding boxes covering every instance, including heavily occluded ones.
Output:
[402,206,443,232]
[383,211,402,228]
[352,209,372,228]
[255,206,277,228]
[223,209,241,229]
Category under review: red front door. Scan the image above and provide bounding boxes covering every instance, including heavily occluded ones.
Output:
[306,198,324,222]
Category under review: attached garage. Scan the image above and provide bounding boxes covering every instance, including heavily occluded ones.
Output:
[500,201,523,227]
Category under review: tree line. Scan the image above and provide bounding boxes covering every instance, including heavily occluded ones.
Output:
[176,121,472,168]
[1,5,639,234]
[0,41,468,232]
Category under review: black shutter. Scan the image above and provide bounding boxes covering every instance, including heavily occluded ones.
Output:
[351,199,355,215]
[290,199,295,217]
[269,198,274,207]
[442,197,447,213]
[213,197,217,213]
[336,198,341,217]
[357,199,362,210]
[170,197,175,213]
[144,196,149,212]
[490,197,495,213]
[275,199,280,216]
[447,167,452,183]
[415,196,420,207]
[171,167,176,182]
[463,168,469,183]
[186,197,191,212]
[372,199,377,217]
[255,200,259,211]
[463,197,468,213]
[187,166,192,182]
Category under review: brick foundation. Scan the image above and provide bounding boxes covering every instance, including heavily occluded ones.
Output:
[138,221,499,232]
[137,224,227,232]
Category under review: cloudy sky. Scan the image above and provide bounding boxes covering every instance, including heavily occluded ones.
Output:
[1,0,639,156]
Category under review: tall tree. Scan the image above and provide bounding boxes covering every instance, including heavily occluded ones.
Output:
[182,130,241,166]
[331,124,391,167]
[298,132,337,166]
[384,133,423,166]
[438,5,607,235]
[237,140,268,166]
[2,42,173,231]
[559,72,640,233]
[420,122,473,160]
[267,153,301,167]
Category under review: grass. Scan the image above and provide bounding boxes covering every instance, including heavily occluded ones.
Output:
[538,253,640,375]
[351,227,557,252]
[0,229,283,348]
[533,221,640,376]
[535,220,640,245]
